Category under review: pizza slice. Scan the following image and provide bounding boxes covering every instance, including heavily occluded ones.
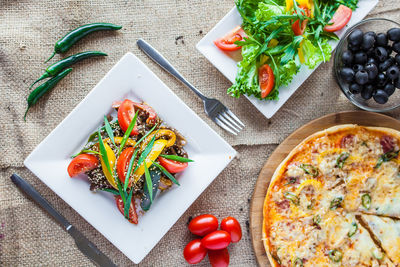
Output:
[361,214,400,265]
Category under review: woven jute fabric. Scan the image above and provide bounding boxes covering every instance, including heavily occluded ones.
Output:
[0,0,399,266]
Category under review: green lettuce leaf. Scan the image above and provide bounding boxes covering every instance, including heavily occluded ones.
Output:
[301,38,332,69]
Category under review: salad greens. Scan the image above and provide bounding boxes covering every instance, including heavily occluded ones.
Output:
[228,0,359,100]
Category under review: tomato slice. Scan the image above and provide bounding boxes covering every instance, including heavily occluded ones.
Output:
[117,147,134,184]
[132,102,157,124]
[158,157,188,173]
[291,6,310,36]
[67,154,98,177]
[117,99,139,136]
[324,5,352,32]
[258,64,275,98]
[214,26,247,51]
[115,195,138,224]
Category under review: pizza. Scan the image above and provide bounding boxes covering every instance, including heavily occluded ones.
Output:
[263,124,400,267]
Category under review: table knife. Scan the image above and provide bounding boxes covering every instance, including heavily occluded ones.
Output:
[10,173,116,267]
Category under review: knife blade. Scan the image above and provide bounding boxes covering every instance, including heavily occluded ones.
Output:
[11,173,116,267]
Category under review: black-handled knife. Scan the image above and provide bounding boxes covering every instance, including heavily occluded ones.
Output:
[11,173,116,267]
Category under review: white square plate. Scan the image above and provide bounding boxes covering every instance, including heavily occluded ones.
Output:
[24,52,236,264]
[196,0,378,119]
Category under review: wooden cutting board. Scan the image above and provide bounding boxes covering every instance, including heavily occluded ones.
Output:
[249,111,400,266]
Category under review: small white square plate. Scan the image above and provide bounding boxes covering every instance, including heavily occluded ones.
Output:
[196,0,378,119]
[24,52,236,264]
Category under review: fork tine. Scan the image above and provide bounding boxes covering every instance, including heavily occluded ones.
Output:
[225,109,245,127]
[214,117,238,135]
[221,111,243,130]
[217,114,240,134]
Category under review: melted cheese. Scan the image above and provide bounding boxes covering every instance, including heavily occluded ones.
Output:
[362,214,400,265]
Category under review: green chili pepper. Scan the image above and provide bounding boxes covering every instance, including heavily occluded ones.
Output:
[375,150,399,168]
[336,152,350,169]
[362,193,371,210]
[45,23,122,62]
[328,249,342,262]
[293,257,303,267]
[284,192,299,205]
[313,214,321,225]
[24,68,72,121]
[30,51,107,90]
[329,196,343,210]
[299,164,319,177]
[348,222,358,237]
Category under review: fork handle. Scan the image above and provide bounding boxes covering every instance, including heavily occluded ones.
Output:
[137,39,207,101]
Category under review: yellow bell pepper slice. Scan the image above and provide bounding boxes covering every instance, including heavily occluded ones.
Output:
[134,139,167,183]
[298,40,305,64]
[100,142,117,189]
[286,0,293,11]
[140,130,176,151]
[104,137,136,147]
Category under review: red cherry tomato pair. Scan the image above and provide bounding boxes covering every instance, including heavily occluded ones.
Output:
[184,215,242,266]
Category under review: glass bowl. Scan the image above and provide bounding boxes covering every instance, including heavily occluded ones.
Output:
[334,18,400,112]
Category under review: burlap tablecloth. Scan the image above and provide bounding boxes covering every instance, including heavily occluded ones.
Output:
[1,0,399,266]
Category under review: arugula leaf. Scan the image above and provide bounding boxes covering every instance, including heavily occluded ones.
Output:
[104,115,116,146]
[160,154,194,162]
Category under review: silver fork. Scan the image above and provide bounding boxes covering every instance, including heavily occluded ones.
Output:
[137,39,245,135]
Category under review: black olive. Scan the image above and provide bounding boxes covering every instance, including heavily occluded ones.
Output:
[376,33,388,46]
[361,84,374,100]
[355,70,369,85]
[373,89,389,104]
[353,64,364,72]
[392,42,400,54]
[387,65,400,80]
[365,31,377,40]
[365,48,375,57]
[362,34,375,50]
[348,42,360,52]
[395,54,400,66]
[354,51,368,64]
[340,67,355,82]
[365,63,378,80]
[384,83,395,96]
[379,58,394,72]
[348,29,364,46]
[394,78,400,89]
[375,47,388,62]
[387,28,400,42]
[341,50,353,66]
[386,46,393,56]
[367,57,378,66]
[349,83,363,94]
[376,72,388,87]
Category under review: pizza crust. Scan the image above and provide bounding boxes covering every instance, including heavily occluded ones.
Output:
[262,124,400,266]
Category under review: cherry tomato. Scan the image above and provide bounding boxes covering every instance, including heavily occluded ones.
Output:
[183,239,207,264]
[258,64,275,98]
[158,157,188,174]
[117,99,139,136]
[132,102,157,124]
[201,230,231,250]
[208,248,230,267]
[214,26,247,51]
[67,154,98,177]
[117,147,134,183]
[220,217,242,243]
[324,5,352,32]
[115,195,138,224]
[291,6,310,36]
[188,214,219,236]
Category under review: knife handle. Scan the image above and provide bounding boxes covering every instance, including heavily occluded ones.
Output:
[11,174,72,230]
